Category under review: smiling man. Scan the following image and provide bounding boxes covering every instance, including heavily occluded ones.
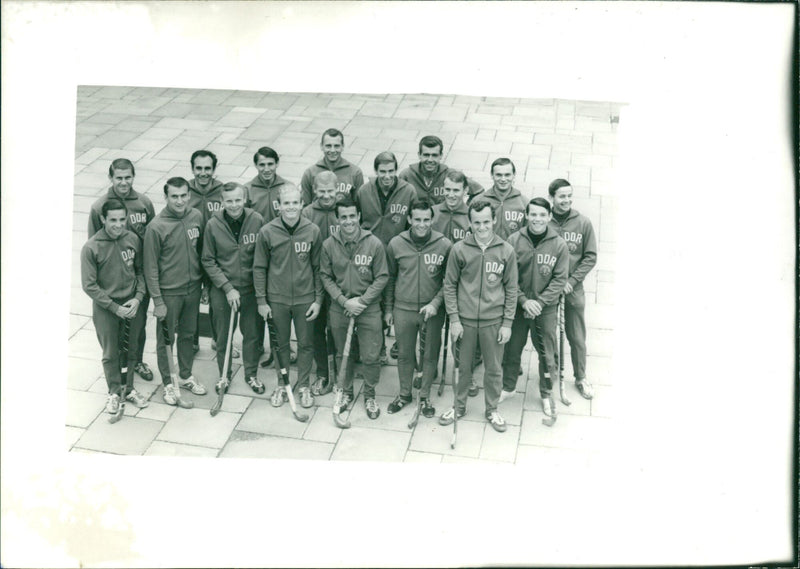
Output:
[480,157,528,241]
[300,128,365,204]
[245,146,298,224]
[399,135,484,204]
[432,170,472,244]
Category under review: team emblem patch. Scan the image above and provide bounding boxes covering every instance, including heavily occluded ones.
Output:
[391,214,402,224]
[427,264,439,275]
[486,273,498,284]
[567,241,578,252]
[357,265,370,277]
[539,265,552,277]
[508,221,518,231]
[297,252,308,262]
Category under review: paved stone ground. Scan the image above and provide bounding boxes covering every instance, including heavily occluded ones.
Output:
[68,86,620,463]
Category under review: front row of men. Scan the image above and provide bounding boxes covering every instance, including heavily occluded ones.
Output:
[82,170,596,432]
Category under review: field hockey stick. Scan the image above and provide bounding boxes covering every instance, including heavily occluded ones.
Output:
[437,315,450,396]
[333,317,356,429]
[557,294,571,407]
[312,320,336,396]
[407,317,428,429]
[266,315,309,423]
[109,318,132,424]
[451,338,461,449]
[210,309,237,417]
[159,318,194,409]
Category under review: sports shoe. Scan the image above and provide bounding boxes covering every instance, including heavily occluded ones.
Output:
[125,389,149,408]
[246,375,266,395]
[387,395,412,414]
[486,410,507,433]
[106,393,120,414]
[541,396,553,417]
[298,386,314,408]
[379,346,388,366]
[333,388,352,413]
[270,386,287,407]
[390,342,398,359]
[468,380,479,397]
[438,407,465,426]
[311,375,332,396]
[178,376,207,395]
[499,389,515,403]
[365,397,380,420]
[134,362,153,381]
[420,397,435,418]
[576,379,594,400]
[192,343,200,353]
[215,378,229,395]
[163,384,179,406]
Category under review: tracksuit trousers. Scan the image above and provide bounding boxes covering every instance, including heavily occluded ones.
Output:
[501,306,558,395]
[93,299,143,396]
[456,321,503,415]
[393,307,444,399]
[329,307,382,399]
[563,285,587,381]
[269,301,315,389]
[311,297,333,379]
[209,287,260,380]
[155,288,201,385]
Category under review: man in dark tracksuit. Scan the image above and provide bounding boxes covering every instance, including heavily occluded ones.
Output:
[384,198,452,419]
[501,198,569,417]
[431,170,472,244]
[441,199,518,432]
[254,186,324,408]
[88,158,155,382]
[143,177,208,405]
[480,157,528,241]
[245,146,299,224]
[399,135,484,204]
[548,179,598,399]
[201,183,264,394]
[81,199,149,413]
[320,197,389,420]
[302,171,340,394]
[300,128,365,204]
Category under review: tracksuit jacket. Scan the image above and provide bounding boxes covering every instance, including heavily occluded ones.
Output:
[302,200,339,241]
[399,163,484,204]
[432,201,471,243]
[355,178,418,246]
[320,229,388,313]
[507,226,569,310]
[384,230,453,313]
[245,174,297,224]
[300,157,364,204]
[81,228,146,312]
[480,186,528,241]
[143,206,204,304]
[188,178,225,226]
[443,234,518,328]
[548,209,597,289]
[253,216,324,306]
[201,208,264,296]
[88,187,155,241]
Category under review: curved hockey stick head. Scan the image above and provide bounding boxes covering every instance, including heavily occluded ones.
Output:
[108,402,125,424]
[284,383,309,422]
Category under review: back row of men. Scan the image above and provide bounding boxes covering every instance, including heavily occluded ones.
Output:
[82,130,596,432]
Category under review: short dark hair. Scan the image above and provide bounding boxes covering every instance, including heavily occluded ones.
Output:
[408,198,434,218]
[253,146,279,165]
[527,197,552,215]
[163,176,189,195]
[334,196,361,218]
[101,198,127,218]
[444,169,468,188]
[321,128,344,145]
[191,149,218,170]
[108,158,135,177]
[373,151,397,171]
[490,157,515,175]
[468,198,495,221]
[222,182,246,194]
[548,178,572,197]
[418,135,444,155]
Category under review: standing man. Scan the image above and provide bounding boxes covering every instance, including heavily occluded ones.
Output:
[319,197,389,420]
[201,182,265,394]
[81,199,150,412]
[88,158,155,382]
[300,128,365,204]
[144,177,208,405]
[432,170,472,244]
[440,199,518,432]
[254,186,324,408]
[548,179,597,399]
[399,135,484,204]
[384,198,452,419]
[500,198,568,415]
[480,157,528,241]
[245,146,298,224]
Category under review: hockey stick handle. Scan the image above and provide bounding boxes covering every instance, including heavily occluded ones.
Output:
[265,315,289,385]
[337,317,356,386]
[220,308,237,383]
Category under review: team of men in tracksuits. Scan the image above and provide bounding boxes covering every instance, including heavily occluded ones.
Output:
[81,129,598,433]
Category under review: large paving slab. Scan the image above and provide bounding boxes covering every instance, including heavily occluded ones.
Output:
[74,415,163,455]
[156,408,240,449]
[220,432,333,460]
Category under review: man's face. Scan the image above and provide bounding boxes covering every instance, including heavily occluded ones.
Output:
[442,178,466,210]
[408,208,433,239]
[321,134,343,164]
[103,208,127,239]
[376,162,397,190]
[527,204,550,234]
[165,184,190,216]
[109,168,134,196]
[315,181,337,208]
[419,144,442,175]
[280,189,303,224]
[256,155,278,184]
[551,186,573,215]
[336,206,360,238]
[222,188,245,219]
[192,156,215,188]
[491,163,515,192]
[469,206,495,242]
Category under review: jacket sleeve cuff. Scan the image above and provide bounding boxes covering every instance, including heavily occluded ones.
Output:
[256,296,267,306]
[222,282,234,294]
[568,276,579,287]
[502,318,513,328]
[337,295,348,308]
[517,293,528,307]
[152,296,165,307]
[449,313,460,324]
[134,292,145,303]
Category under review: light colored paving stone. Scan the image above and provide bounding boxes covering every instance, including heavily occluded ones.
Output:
[135,401,175,422]
[519,410,610,452]
[67,356,104,391]
[66,389,106,428]
[220,432,333,460]
[330,427,410,462]
[236,397,309,438]
[156,407,239,449]
[587,329,614,358]
[219,393,252,414]
[75,415,163,455]
[479,424,520,463]
[495,390,525,425]
[404,450,443,463]
[445,149,488,171]
[302,408,343,444]
[409,420,484,458]
[65,426,84,450]
[144,441,219,458]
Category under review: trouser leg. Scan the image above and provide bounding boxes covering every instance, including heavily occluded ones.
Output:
[210,287,233,378]
[533,307,559,396]
[238,293,260,378]
[456,324,478,412]
[393,308,418,398]
[478,322,503,414]
[93,302,122,394]
[134,293,149,362]
[501,310,530,393]
[292,303,314,389]
[564,285,587,380]
[329,308,355,395]
[155,295,182,385]
[355,310,382,399]
[420,309,444,398]
[311,298,330,377]
[176,287,201,379]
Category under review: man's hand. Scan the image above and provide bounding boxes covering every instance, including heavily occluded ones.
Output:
[153,302,167,319]
[120,298,140,319]
[384,311,394,327]
[498,325,511,345]
[306,302,321,321]
[522,299,543,319]
[564,282,574,295]
[226,289,241,311]
[450,321,464,342]
[343,297,366,317]
[258,303,272,321]
[419,303,437,321]
[200,287,210,305]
